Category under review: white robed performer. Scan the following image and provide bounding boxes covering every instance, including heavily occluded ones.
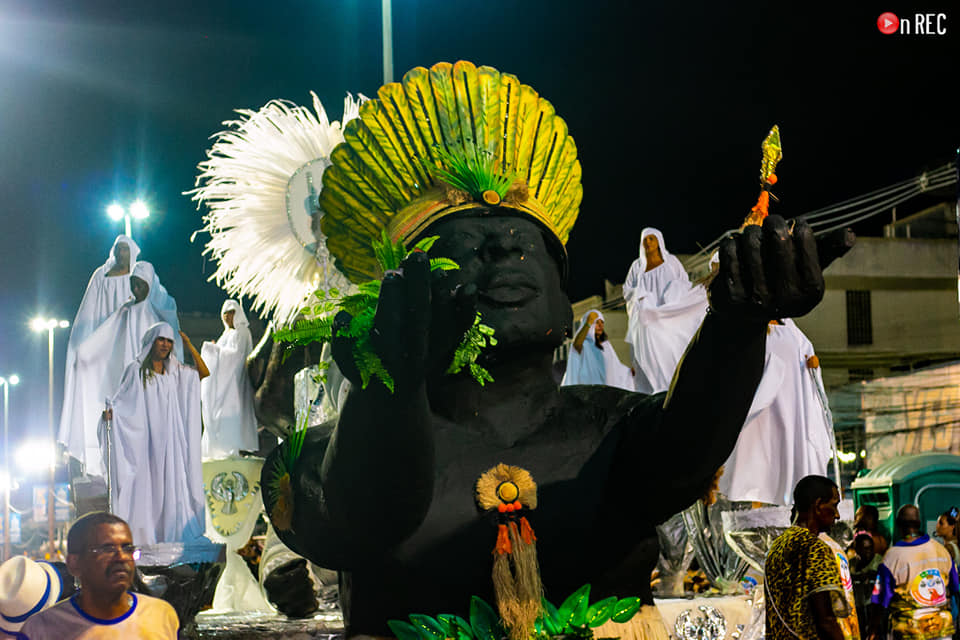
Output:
[623,228,708,393]
[201,300,258,457]
[561,309,634,391]
[718,319,834,505]
[68,235,141,346]
[100,322,208,545]
[59,261,183,475]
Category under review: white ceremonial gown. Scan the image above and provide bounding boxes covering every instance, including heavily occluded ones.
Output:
[201,300,259,457]
[100,322,204,545]
[718,319,835,506]
[561,310,634,391]
[67,235,141,347]
[59,261,183,476]
[623,228,708,394]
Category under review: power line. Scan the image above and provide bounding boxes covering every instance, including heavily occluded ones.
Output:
[681,161,958,274]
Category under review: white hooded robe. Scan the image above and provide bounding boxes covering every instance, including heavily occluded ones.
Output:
[68,235,141,347]
[200,300,259,458]
[561,310,634,391]
[100,322,204,545]
[718,319,835,505]
[622,228,708,393]
[59,261,183,475]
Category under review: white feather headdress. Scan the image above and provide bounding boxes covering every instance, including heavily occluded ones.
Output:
[189,93,363,325]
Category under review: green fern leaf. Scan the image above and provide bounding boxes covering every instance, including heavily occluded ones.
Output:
[429,257,460,272]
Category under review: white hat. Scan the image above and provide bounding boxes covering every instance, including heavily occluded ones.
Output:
[0,557,62,631]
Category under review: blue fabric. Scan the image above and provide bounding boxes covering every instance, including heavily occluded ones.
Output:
[894,534,931,547]
[871,562,896,608]
[68,592,138,626]
[1,571,50,624]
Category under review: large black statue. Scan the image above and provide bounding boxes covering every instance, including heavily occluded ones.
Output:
[261,206,850,634]
[246,60,857,635]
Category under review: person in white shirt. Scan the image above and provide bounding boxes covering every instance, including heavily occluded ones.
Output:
[200,300,259,458]
[561,309,633,391]
[622,228,707,393]
[19,512,179,639]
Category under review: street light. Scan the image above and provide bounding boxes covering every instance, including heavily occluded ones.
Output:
[0,374,20,561]
[30,316,69,559]
[382,0,393,84]
[106,200,150,237]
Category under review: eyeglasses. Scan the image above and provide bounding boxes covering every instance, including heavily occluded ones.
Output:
[86,544,141,560]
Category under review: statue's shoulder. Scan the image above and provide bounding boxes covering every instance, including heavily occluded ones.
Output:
[558,385,657,432]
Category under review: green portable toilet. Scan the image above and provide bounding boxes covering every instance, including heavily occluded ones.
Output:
[851,453,960,540]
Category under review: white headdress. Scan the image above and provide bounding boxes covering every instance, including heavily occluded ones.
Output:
[190,93,364,325]
[103,234,141,273]
[131,262,183,360]
[630,227,688,283]
[137,322,177,364]
[220,299,249,330]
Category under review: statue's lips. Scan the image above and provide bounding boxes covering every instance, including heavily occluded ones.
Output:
[478,274,539,305]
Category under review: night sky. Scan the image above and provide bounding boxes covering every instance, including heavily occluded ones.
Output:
[0,0,956,449]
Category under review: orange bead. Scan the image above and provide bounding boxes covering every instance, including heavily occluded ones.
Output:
[513,501,522,510]
[766,174,778,185]
[498,503,508,513]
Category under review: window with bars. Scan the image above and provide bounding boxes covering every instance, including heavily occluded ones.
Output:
[846,290,873,346]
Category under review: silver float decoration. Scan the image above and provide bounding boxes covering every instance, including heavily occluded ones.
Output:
[210,471,250,515]
[656,511,695,596]
[675,605,727,640]
[682,497,749,593]
[721,505,791,574]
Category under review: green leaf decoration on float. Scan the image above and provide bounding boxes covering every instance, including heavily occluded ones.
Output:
[274,230,496,392]
[388,585,643,640]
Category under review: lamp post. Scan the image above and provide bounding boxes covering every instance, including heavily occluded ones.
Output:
[107,200,149,238]
[0,374,20,561]
[382,0,393,84]
[30,317,69,559]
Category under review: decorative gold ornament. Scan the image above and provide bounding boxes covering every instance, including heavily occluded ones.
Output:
[742,125,783,229]
[475,464,542,640]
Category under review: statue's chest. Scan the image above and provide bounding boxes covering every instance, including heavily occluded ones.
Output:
[397,421,620,566]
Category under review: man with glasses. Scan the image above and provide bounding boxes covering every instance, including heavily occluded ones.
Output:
[19,512,178,638]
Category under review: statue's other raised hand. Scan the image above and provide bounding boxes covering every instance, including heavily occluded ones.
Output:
[709,216,853,322]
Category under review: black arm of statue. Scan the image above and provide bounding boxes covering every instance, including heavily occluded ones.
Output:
[633,217,853,519]
[316,250,473,555]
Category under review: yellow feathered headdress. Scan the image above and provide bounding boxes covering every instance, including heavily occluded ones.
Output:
[320,60,583,283]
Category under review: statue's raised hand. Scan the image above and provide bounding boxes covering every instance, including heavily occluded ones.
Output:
[709,215,853,321]
[331,250,476,392]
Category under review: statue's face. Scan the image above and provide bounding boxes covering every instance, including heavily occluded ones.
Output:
[425,210,571,352]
